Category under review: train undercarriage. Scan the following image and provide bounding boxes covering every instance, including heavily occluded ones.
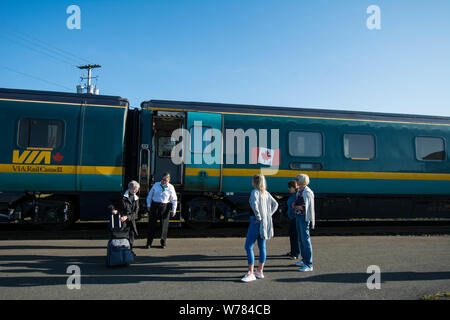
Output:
[1,190,449,231]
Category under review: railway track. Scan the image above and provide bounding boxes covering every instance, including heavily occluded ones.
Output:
[0,220,449,240]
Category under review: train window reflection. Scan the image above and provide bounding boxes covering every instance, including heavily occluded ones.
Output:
[344,134,375,160]
[18,118,63,149]
[158,136,177,158]
[289,131,322,157]
[415,137,445,161]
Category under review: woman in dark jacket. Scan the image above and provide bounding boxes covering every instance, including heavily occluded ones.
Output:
[286,180,300,259]
[109,180,140,255]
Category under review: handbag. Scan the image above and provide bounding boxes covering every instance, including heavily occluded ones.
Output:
[295,190,305,215]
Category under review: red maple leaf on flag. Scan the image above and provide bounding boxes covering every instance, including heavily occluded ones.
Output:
[260,150,272,161]
[52,152,64,163]
[251,147,280,166]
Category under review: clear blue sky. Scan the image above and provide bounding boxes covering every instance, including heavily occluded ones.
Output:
[0,0,449,116]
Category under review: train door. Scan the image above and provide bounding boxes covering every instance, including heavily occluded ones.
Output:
[152,111,185,184]
[185,112,222,191]
[139,110,185,193]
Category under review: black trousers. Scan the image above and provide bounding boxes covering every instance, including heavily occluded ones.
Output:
[289,218,300,257]
[147,201,170,245]
[128,228,135,249]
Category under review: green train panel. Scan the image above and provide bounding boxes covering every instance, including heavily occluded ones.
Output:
[220,113,450,195]
[184,111,222,191]
[0,88,128,193]
[141,100,450,197]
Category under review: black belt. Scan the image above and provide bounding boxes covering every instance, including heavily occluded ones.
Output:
[151,201,168,206]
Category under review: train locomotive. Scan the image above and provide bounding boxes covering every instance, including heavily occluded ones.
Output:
[1,87,449,229]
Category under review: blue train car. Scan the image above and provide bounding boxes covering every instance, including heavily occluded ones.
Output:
[140,100,450,222]
[1,87,449,229]
[0,88,129,229]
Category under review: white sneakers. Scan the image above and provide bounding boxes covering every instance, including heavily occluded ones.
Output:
[295,260,313,271]
[241,272,264,282]
[241,261,313,282]
[241,273,257,282]
[298,265,313,272]
[295,260,305,267]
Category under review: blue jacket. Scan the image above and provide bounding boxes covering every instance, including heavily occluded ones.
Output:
[287,193,297,220]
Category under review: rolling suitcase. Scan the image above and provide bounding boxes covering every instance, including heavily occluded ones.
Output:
[106,214,134,267]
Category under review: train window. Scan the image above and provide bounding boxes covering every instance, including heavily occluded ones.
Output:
[289,131,322,157]
[158,137,178,158]
[343,134,375,160]
[415,137,445,161]
[18,118,63,149]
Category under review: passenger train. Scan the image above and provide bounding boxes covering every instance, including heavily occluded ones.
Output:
[1,87,449,229]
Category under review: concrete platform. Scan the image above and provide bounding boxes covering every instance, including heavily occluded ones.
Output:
[0,235,449,300]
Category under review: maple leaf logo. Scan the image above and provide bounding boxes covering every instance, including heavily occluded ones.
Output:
[52,152,64,163]
[260,150,272,161]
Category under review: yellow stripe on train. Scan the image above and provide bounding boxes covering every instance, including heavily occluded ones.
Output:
[0,164,123,175]
[185,167,450,181]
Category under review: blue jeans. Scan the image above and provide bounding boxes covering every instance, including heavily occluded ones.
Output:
[244,216,267,265]
[295,214,313,267]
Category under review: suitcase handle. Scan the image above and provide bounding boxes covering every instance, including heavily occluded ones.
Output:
[111,214,122,229]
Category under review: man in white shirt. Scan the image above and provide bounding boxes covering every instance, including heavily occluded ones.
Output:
[145,172,177,248]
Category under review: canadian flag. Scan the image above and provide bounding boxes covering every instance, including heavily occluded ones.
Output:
[251,147,280,166]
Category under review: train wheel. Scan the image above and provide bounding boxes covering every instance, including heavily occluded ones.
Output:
[184,197,213,229]
[41,198,76,231]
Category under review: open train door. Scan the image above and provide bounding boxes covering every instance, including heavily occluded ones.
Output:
[139,109,185,193]
[151,111,185,185]
[139,108,185,226]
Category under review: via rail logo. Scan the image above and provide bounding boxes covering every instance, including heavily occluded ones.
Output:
[11,149,65,173]
[12,150,64,165]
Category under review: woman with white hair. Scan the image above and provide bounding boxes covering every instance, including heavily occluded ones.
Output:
[292,174,315,272]
[109,180,140,256]
[241,174,279,282]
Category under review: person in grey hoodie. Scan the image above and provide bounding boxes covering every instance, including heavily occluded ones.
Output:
[293,174,315,272]
[241,174,279,282]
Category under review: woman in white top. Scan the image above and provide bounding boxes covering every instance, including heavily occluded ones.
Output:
[241,174,279,282]
[292,174,315,272]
